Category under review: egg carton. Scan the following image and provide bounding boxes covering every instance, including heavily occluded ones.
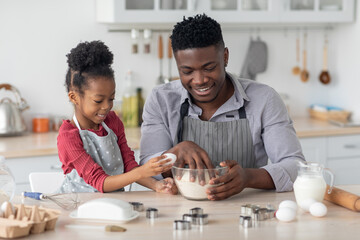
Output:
[0,202,60,239]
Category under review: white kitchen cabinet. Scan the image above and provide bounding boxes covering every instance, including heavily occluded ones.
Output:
[96,0,355,29]
[299,134,360,185]
[6,155,62,194]
[280,0,355,23]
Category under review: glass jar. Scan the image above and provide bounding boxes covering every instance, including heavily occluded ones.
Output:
[0,156,16,202]
[293,161,334,206]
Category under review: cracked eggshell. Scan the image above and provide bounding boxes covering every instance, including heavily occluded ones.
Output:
[162,153,177,166]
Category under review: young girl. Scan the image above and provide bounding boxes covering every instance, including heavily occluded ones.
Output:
[57,40,177,194]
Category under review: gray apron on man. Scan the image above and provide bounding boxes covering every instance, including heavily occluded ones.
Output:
[175,99,255,167]
[57,115,124,193]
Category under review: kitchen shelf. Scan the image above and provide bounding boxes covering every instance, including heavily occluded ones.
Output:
[96,0,355,30]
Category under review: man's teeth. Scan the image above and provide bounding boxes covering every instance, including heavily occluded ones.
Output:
[198,86,210,92]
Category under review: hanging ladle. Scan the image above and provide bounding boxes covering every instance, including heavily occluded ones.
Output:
[292,35,300,75]
[300,32,309,82]
[319,34,331,84]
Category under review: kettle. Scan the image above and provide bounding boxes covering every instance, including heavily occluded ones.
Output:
[0,83,29,136]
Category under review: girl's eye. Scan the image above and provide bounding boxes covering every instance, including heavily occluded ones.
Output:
[94,100,102,104]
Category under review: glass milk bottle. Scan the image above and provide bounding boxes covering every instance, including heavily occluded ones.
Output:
[0,156,16,202]
[293,161,334,206]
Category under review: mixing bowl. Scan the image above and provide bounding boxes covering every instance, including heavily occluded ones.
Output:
[171,166,228,201]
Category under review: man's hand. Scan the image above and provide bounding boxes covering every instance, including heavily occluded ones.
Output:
[164,141,214,184]
[206,160,275,200]
[206,160,248,200]
[173,141,213,169]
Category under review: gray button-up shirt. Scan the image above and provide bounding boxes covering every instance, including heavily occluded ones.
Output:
[140,73,304,192]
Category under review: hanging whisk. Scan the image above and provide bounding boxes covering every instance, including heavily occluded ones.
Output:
[22,192,80,210]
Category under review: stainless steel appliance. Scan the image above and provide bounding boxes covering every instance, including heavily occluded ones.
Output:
[0,83,29,136]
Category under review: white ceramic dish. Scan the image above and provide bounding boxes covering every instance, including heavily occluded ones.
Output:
[69,198,139,223]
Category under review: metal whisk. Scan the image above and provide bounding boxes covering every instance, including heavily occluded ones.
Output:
[22,192,80,210]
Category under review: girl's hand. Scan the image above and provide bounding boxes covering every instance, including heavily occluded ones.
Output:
[155,178,178,195]
[139,155,173,178]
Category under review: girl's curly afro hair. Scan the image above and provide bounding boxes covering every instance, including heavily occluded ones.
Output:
[65,40,114,94]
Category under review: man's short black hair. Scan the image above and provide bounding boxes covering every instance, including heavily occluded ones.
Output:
[170,14,224,52]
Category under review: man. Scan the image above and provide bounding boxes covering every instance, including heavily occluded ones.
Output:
[140,14,304,200]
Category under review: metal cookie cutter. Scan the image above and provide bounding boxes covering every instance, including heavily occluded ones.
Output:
[183,214,196,224]
[239,216,252,228]
[189,207,203,215]
[173,220,191,230]
[193,214,208,225]
[129,202,144,212]
[241,204,260,216]
[146,208,158,219]
[252,208,268,221]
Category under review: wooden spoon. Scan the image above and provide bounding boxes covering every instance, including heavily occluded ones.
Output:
[319,38,331,84]
[300,33,309,82]
[292,36,300,75]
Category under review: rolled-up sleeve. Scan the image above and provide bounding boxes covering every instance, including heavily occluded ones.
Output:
[260,90,304,192]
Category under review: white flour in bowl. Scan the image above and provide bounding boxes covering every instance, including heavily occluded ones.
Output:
[174,171,220,200]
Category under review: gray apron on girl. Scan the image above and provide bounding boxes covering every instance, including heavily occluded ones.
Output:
[57,115,124,193]
[176,99,255,167]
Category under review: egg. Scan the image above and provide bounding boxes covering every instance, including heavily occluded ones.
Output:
[278,200,298,212]
[299,198,317,212]
[276,207,296,222]
[309,202,327,217]
[0,201,15,215]
[162,153,177,166]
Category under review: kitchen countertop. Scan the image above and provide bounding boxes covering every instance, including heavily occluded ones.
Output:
[293,117,360,138]
[12,185,360,240]
[1,117,360,159]
[0,127,141,159]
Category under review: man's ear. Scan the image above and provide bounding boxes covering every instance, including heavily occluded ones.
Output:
[68,91,78,105]
[224,47,229,67]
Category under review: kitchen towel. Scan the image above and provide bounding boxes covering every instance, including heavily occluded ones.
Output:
[240,37,268,80]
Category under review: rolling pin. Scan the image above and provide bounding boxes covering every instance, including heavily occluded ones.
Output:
[324,185,360,212]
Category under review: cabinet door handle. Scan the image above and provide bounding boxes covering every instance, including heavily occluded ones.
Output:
[344,144,360,149]
[50,164,62,170]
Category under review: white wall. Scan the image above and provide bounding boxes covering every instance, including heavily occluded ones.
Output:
[0,0,359,129]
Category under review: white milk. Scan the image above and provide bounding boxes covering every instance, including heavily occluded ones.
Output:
[293,175,326,205]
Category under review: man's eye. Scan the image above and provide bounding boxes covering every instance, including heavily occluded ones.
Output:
[205,66,216,72]
[182,71,192,75]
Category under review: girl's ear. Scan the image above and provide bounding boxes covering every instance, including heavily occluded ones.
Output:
[68,91,78,105]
